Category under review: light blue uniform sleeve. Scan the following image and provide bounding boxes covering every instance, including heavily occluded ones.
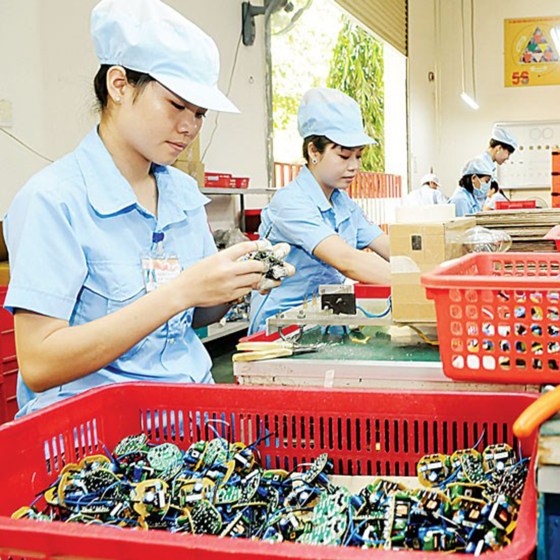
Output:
[200,212,218,257]
[4,188,87,320]
[354,206,384,249]
[271,196,337,254]
[448,190,471,218]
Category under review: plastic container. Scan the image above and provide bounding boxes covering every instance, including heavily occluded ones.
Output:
[204,172,232,188]
[422,252,560,383]
[230,176,250,189]
[244,208,262,234]
[0,383,537,559]
[495,201,536,210]
[0,286,17,425]
[354,284,391,299]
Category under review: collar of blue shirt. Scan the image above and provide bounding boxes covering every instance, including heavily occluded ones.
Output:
[76,128,208,227]
[297,166,353,227]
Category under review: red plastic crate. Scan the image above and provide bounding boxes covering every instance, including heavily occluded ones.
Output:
[0,286,17,425]
[230,176,250,189]
[422,252,560,383]
[0,383,537,559]
[495,200,536,210]
[204,172,232,188]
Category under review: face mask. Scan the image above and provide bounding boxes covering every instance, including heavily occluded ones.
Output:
[475,178,490,199]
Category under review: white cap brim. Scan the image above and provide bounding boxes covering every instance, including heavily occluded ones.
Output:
[152,72,240,113]
[325,130,377,147]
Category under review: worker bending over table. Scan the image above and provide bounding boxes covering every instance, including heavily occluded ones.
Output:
[448,155,495,217]
[249,88,390,334]
[3,0,291,417]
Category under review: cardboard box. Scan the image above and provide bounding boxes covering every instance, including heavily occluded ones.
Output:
[0,221,7,262]
[389,217,475,323]
[173,161,205,189]
[175,136,200,163]
[0,262,9,286]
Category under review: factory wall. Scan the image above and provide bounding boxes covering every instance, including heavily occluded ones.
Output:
[0,0,268,228]
[409,0,560,201]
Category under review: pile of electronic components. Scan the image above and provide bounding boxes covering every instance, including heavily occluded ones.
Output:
[13,433,529,554]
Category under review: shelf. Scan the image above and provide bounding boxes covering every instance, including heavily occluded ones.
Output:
[502,185,551,191]
[201,320,249,343]
[200,188,276,231]
[200,187,276,195]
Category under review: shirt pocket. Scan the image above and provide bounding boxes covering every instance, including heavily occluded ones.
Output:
[173,210,208,269]
[80,261,148,361]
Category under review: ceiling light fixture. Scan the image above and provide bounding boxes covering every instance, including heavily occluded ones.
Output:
[460,0,479,110]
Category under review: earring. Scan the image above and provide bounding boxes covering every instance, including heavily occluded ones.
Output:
[115,97,121,102]
[312,158,317,165]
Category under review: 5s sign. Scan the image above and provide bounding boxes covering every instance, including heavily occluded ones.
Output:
[505,17,560,88]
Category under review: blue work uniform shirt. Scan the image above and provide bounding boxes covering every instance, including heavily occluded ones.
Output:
[4,128,216,417]
[480,152,498,177]
[448,186,483,217]
[249,166,383,334]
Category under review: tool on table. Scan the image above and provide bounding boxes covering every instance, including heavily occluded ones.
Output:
[513,384,560,437]
[232,341,319,362]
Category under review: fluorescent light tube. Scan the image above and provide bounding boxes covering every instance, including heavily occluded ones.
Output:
[460,92,480,110]
[551,26,560,54]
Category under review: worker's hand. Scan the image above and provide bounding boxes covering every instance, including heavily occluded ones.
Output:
[254,241,295,293]
[258,245,295,293]
[176,242,266,308]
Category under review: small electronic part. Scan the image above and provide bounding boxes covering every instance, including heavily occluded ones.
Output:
[245,239,294,291]
[319,284,357,315]
[461,452,486,484]
[482,444,516,473]
[191,500,223,535]
[417,454,449,486]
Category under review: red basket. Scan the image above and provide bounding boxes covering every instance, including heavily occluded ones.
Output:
[0,286,17,425]
[0,383,537,559]
[422,252,560,384]
[495,201,536,210]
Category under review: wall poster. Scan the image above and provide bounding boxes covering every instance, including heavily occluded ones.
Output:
[504,17,560,87]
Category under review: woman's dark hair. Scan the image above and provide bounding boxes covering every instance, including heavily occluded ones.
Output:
[459,174,490,194]
[302,135,360,163]
[93,65,156,110]
[489,179,500,195]
[489,138,515,154]
[302,135,333,163]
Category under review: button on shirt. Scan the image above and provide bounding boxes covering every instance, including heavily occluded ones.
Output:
[249,166,383,334]
[4,128,216,417]
[448,186,484,217]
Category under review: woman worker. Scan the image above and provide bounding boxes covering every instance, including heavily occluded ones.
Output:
[479,125,518,177]
[249,88,391,334]
[448,155,494,217]
[483,180,509,211]
[3,0,289,416]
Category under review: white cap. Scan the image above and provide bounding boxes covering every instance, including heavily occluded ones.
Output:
[297,88,375,147]
[461,155,495,178]
[91,0,239,113]
[491,126,518,151]
[421,173,440,186]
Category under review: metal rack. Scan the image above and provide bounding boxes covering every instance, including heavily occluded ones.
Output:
[200,187,276,231]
